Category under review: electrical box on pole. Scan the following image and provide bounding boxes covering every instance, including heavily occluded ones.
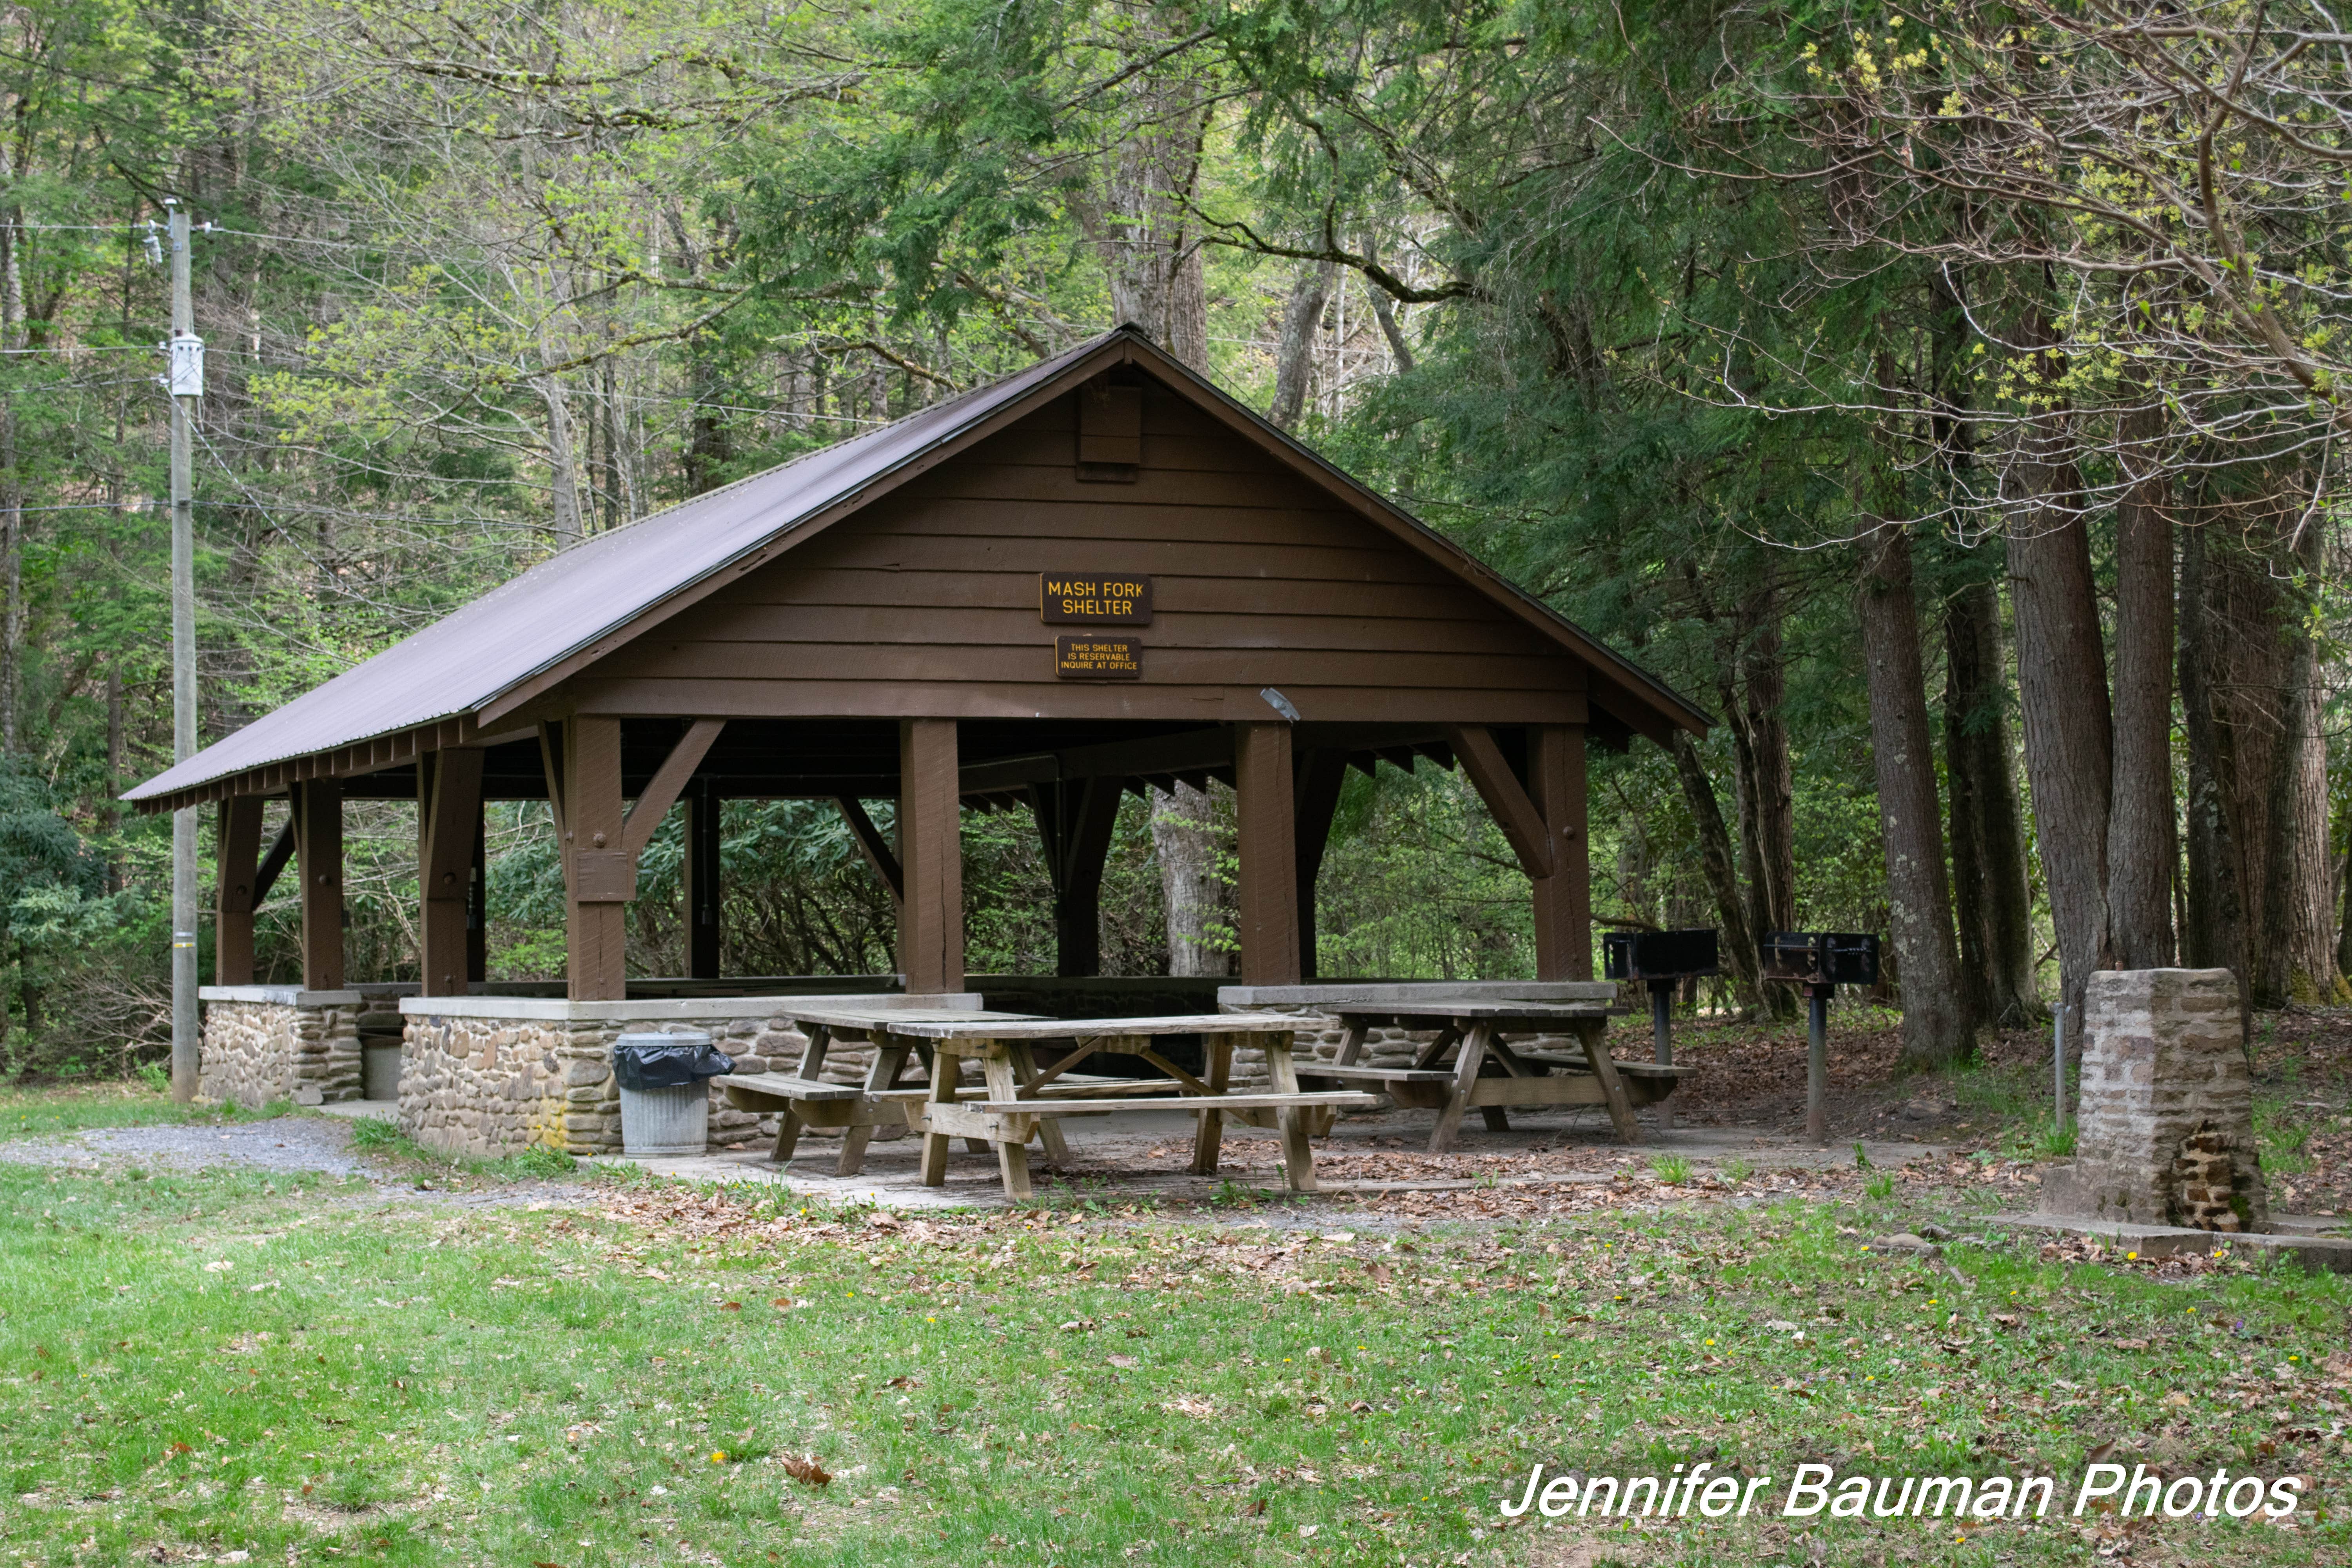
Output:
[167,332,205,398]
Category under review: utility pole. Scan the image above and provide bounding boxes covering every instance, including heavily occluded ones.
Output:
[167,201,202,1102]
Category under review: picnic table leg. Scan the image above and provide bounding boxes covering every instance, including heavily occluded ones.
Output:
[918,1044,957,1187]
[1009,1042,1071,1166]
[1573,1018,1642,1143]
[1430,1023,1492,1153]
[773,1024,833,1165]
[914,1042,988,1153]
[1189,1033,1234,1176]
[838,1037,910,1176]
[1264,1031,1318,1193]
[979,1047,1033,1200]
[1308,1021,1368,1137]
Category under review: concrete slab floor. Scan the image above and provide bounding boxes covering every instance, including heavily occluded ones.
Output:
[583,1106,1964,1211]
[1996,1211,2352,1272]
[313,1100,399,1123]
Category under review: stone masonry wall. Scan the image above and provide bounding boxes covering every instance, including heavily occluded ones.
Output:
[2045,967,2270,1230]
[1225,1002,1585,1096]
[400,1009,824,1157]
[199,999,363,1109]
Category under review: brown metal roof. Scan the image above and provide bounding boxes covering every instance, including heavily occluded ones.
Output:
[129,326,1703,808]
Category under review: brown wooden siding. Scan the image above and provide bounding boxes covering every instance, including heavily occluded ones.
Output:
[570,386,1590,724]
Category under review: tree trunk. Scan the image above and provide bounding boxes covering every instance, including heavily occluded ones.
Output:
[2261,514,2344,1001]
[1724,563,1797,1016]
[1857,521,1974,1065]
[0,185,19,759]
[1151,782,1230,977]
[2104,394,2177,968]
[1943,571,2040,1027]
[2007,404,2111,1042]
[538,377,586,544]
[1268,261,1334,430]
[1670,732,1763,1015]
[2179,522,2252,1034]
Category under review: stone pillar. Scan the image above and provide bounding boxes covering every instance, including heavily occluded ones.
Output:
[2046,967,2270,1230]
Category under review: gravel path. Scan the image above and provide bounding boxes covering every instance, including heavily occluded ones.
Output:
[0,1116,370,1176]
[0,1115,593,1207]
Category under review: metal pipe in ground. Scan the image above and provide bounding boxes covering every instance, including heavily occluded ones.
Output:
[1649,980,1675,1132]
[2053,1003,2069,1136]
[1806,984,1831,1145]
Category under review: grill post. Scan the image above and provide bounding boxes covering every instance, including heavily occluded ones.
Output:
[1806,983,1831,1145]
[1649,980,1676,1132]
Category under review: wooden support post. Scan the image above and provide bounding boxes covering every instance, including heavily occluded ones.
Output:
[1234,722,1300,985]
[1529,724,1592,981]
[466,810,487,984]
[685,780,722,980]
[1029,777,1121,976]
[836,795,904,919]
[293,778,344,992]
[419,748,484,996]
[563,715,629,1002]
[897,719,964,995]
[213,796,264,986]
[1292,748,1346,981]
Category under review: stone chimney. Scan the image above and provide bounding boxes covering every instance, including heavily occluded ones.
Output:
[2042,968,2269,1232]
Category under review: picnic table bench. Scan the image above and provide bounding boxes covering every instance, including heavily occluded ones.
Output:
[714,1007,1076,1178]
[1302,999,1692,1151]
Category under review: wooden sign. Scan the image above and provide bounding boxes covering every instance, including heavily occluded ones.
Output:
[1040,573,1152,625]
[1055,633,1142,680]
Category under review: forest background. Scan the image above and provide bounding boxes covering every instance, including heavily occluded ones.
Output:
[0,0,2342,1077]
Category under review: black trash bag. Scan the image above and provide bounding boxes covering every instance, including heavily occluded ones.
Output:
[612,1033,735,1091]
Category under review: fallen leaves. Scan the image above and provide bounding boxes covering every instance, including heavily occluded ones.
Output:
[780,1453,830,1487]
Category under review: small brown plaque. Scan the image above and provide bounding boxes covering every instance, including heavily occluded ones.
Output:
[1040,573,1152,625]
[570,849,638,903]
[1055,633,1142,680]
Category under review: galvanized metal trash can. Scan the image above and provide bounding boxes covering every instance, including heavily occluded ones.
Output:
[613,1030,730,1157]
[361,1043,401,1101]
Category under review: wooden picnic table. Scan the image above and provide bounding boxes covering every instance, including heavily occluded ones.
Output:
[1302,1000,1690,1151]
[713,1007,1053,1178]
[712,1006,1376,1197]
[768,1011,1375,1199]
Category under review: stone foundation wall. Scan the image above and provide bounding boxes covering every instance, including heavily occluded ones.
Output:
[1218,982,1618,1095]
[395,994,980,1158]
[2045,967,2270,1230]
[197,991,363,1109]
[398,1009,818,1157]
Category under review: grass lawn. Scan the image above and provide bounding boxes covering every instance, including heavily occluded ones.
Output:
[1,1087,2347,1567]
